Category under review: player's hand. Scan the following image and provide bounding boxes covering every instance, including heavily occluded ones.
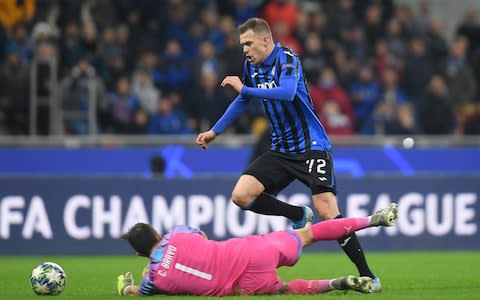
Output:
[196,130,217,149]
[221,76,243,93]
[117,272,134,295]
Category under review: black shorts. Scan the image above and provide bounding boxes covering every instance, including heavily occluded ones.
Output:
[244,150,337,195]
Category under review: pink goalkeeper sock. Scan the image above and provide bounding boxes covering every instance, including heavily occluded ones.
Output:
[311,217,370,241]
[286,279,332,294]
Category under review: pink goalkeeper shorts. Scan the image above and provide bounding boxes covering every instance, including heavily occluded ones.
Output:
[232,229,302,295]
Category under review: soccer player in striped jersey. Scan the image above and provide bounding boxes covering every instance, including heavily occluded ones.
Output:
[117,204,398,296]
[195,17,382,291]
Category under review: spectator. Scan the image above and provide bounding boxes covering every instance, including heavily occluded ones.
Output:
[317,99,354,135]
[136,50,158,74]
[103,51,127,91]
[187,69,230,132]
[6,24,33,65]
[442,36,476,111]
[310,68,355,129]
[347,26,369,64]
[393,4,416,38]
[230,0,258,25]
[115,24,136,72]
[57,1,82,29]
[301,32,326,84]
[412,0,432,35]
[148,94,191,135]
[403,35,433,103]
[0,0,35,30]
[370,68,414,135]
[363,4,384,47]
[80,22,99,62]
[330,0,358,40]
[219,31,243,77]
[332,46,356,89]
[426,18,449,69]
[456,9,480,58]
[131,69,160,115]
[349,65,382,132]
[97,26,119,72]
[105,76,139,133]
[385,18,408,61]
[0,49,30,135]
[292,9,309,44]
[198,11,226,57]
[59,21,83,76]
[127,108,149,134]
[60,56,105,135]
[153,39,191,94]
[418,75,456,134]
[30,22,58,135]
[148,155,166,178]
[261,0,298,36]
[192,40,223,86]
[81,0,116,31]
[272,20,302,55]
[374,39,399,85]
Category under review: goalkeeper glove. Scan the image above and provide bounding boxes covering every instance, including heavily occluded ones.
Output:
[142,265,149,278]
[117,272,134,296]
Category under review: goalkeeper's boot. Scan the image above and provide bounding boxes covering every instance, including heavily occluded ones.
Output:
[370,203,398,227]
[292,206,314,229]
[331,276,373,293]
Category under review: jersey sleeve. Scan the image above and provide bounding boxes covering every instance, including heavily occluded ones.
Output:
[277,48,300,82]
[211,94,249,134]
[140,277,160,295]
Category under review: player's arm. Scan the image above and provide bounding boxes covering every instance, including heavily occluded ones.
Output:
[240,76,297,101]
[240,53,299,102]
[117,272,161,296]
[211,94,249,134]
[196,94,249,149]
[212,62,253,135]
[196,60,252,149]
[123,285,140,296]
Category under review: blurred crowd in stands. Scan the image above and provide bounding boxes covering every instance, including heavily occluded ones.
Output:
[1,0,480,137]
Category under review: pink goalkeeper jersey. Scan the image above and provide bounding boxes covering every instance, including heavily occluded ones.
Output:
[140,225,251,296]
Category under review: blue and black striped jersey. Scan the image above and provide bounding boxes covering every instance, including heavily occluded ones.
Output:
[242,43,331,153]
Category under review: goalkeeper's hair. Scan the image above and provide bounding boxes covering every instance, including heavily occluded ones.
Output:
[122,223,158,257]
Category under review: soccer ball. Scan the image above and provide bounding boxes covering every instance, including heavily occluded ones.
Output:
[30,262,67,295]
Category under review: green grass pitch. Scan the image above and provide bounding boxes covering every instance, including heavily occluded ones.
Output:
[3,252,479,299]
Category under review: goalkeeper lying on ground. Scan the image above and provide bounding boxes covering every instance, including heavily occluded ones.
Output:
[117,203,398,296]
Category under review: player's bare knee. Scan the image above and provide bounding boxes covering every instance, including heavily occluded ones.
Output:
[231,189,254,208]
[313,193,340,220]
[296,228,314,247]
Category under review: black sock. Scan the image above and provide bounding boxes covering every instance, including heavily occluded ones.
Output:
[245,193,304,221]
[336,214,375,278]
